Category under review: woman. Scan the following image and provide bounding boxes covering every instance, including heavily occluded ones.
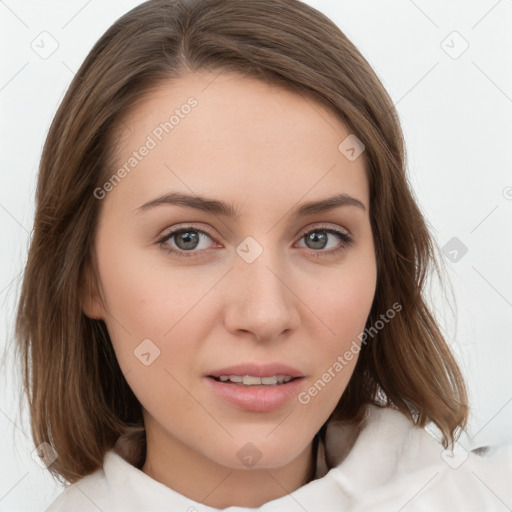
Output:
[15,0,511,510]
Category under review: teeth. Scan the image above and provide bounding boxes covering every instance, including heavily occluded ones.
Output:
[217,375,293,385]
[243,375,263,385]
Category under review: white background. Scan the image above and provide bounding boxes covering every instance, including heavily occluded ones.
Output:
[1,0,511,510]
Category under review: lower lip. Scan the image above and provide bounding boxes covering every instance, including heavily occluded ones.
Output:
[205,376,305,412]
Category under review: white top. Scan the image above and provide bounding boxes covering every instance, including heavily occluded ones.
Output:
[45,404,512,511]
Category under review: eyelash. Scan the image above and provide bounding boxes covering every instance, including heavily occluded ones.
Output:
[156,224,354,259]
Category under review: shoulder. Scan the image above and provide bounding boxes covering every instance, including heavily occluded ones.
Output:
[44,452,119,512]
[326,404,512,510]
[44,448,190,511]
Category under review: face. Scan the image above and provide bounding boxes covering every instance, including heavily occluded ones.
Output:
[84,71,377,472]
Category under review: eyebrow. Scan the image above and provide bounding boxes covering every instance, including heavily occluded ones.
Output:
[134,191,366,218]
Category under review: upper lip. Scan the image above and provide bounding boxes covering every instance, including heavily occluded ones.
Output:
[207,363,304,378]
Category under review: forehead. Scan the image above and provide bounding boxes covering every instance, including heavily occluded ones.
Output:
[105,71,369,216]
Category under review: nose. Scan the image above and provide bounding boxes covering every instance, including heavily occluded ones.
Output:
[223,248,300,343]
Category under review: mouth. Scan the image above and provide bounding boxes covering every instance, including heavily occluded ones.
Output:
[206,362,304,381]
[208,374,302,386]
[208,374,301,386]
[204,364,306,412]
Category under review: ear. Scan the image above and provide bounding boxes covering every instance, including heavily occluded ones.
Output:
[79,260,105,320]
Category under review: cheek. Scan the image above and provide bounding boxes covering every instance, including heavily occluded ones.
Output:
[307,250,376,389]
[96,235,210,331]
[315,254,377,343]
[297,278,376,418]
[94,242,207,413]
[94,237,210,373]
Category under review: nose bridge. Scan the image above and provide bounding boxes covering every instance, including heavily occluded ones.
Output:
[225,235,299,340]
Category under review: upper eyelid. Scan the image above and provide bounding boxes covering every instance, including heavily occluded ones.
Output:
[158,224,216,242]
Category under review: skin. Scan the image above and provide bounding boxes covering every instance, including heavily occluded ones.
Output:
[82,70,377,508]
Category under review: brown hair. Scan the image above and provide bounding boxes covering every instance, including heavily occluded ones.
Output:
[14,0,468,484]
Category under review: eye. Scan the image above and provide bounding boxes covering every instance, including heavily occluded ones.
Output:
[156,224,354,258]
[295,224,354,258]
[157,225,216,258]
